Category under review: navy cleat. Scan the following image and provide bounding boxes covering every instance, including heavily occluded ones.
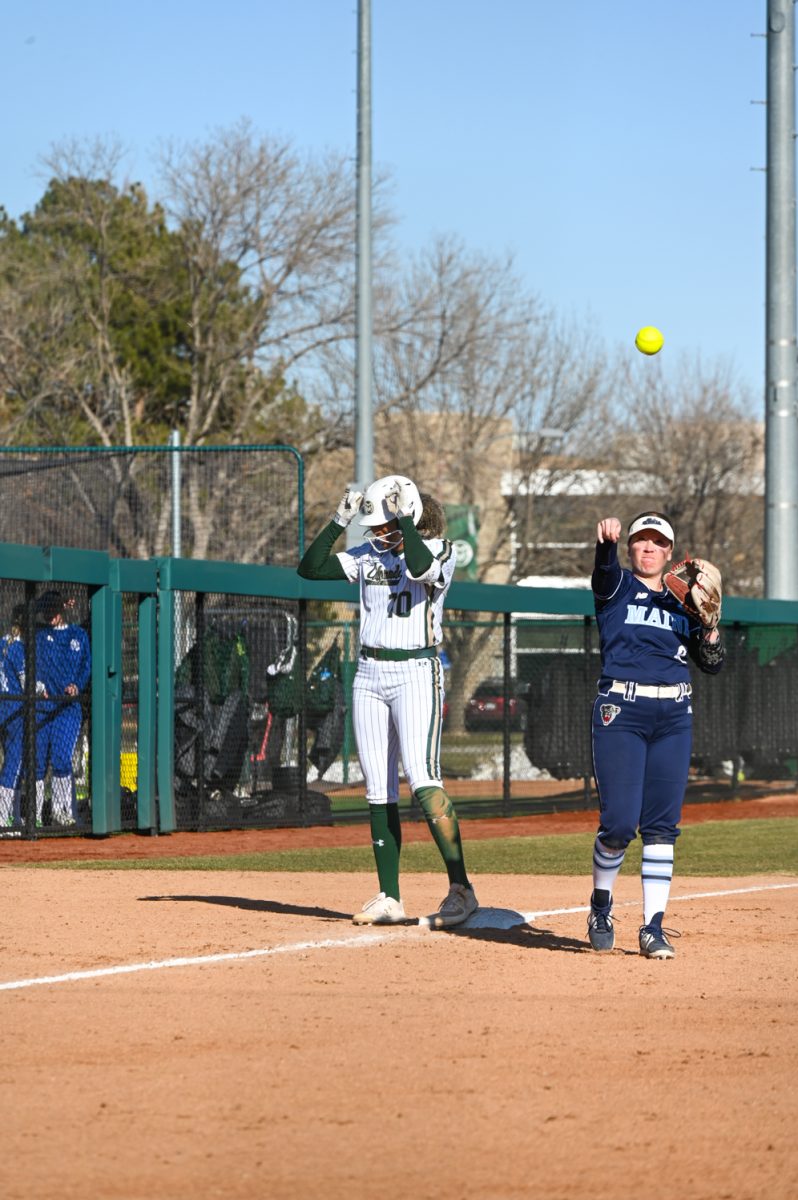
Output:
[639,923,676,960]
[587,899,615,951]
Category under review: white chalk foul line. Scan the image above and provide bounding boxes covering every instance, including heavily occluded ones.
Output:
[1,881,796,993]
[517,879,798,925]
[0,932,399,993]
[423,880,798,930]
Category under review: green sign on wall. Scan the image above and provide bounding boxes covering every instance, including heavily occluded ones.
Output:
[445,504,480,581]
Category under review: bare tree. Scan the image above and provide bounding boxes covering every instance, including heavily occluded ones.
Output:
[321,235,617,581]
[157,122,359,442]
[312,237,617,723]
[365,239,614,581]
[503,317,617,581]
[155,122,400,559]
[0,128,383,560]
[605,358,763,593]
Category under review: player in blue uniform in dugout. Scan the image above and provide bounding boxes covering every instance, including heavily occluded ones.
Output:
[34,590,91,826]
[0,604,26,829]
[587,512,724,959]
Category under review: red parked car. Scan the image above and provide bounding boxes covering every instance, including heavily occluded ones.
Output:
[464,678,526,731]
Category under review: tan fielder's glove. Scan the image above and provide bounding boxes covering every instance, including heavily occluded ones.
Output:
[664,556,723,629]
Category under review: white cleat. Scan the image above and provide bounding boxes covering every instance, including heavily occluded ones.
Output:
[352,892,407,926]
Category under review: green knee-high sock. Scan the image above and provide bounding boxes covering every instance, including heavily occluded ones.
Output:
[414,786,470,888]
[369,802,402,900]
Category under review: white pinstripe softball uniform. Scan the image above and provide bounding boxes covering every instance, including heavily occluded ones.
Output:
[337,537,456,803]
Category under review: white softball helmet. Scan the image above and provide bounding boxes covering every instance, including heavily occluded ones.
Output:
[359,475,423,527]
[359,474,423,553]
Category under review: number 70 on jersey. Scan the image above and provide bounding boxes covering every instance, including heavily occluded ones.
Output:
[388,590,411,618]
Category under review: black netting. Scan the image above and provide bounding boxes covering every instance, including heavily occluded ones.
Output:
[520,624,598,781]
[2,567,795,840]
[519,620,798,788]
[170,592,335,830]
[0,447,302,565]
[691,624,798,779]
[166,601,798,831]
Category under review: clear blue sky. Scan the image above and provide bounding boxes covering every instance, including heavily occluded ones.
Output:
[4,1,769,404]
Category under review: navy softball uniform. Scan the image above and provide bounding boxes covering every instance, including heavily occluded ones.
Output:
[591,540,723,848]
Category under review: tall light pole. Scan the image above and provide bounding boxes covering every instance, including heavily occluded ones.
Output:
[350,0,373,547]
[765,1,798,598]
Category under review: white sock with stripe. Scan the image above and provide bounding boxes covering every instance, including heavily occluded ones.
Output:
[642,843,674,927]
[592,837,626,901]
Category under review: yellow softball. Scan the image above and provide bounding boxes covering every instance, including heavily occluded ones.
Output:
[635,326,664,355]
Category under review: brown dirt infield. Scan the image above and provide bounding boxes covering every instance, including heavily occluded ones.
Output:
[2,797,797,1199]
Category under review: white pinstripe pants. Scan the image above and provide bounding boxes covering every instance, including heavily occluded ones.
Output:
[352,655,445,803]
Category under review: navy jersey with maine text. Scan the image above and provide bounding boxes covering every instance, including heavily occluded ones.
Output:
[592,541,711,688]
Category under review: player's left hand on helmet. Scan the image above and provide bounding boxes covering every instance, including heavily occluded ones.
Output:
[383,479,416,518]
[333,488,364,527]
[691,557,722,629]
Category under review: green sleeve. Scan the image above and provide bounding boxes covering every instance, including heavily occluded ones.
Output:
[297,520,349,581]
[399,516,434,577]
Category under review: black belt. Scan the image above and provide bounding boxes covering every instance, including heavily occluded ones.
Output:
[360,646,438,661]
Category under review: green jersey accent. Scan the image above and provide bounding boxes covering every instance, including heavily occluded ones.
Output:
[398,515,434,577]
[297,520,348,581]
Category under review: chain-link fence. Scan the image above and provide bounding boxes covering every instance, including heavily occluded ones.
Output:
[689,623,798,781]
[0,445,303,564]
[157,590,798,833]
[1,548,796,839]
[165,590,336,830]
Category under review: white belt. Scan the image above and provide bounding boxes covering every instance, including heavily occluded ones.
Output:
[609,680,692,701]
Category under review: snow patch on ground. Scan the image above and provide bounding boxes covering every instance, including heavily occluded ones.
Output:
[307,760,364,785]
[469,745,552,781]
[308,748,550,785]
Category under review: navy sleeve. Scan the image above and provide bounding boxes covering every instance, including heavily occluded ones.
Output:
[592,540,622,601]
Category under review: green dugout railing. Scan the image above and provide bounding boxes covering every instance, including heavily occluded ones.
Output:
[1,540,798,838]
[0,544,157,837]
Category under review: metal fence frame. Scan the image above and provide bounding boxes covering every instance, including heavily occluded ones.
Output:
[1,541,797,839]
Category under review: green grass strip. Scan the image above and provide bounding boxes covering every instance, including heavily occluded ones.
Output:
[27,817,798,876]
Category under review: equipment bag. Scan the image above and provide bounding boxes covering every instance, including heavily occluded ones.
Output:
[305,639,341,718]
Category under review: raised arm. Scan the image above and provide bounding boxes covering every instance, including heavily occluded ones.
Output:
[592,516,623,599]
[297,489,362,581]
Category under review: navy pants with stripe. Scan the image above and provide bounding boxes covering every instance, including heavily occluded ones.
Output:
[591,692,692,848]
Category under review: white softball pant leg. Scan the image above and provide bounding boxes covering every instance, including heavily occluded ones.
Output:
[352,657,445,803]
